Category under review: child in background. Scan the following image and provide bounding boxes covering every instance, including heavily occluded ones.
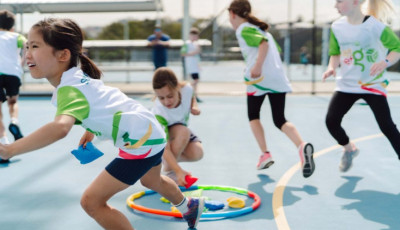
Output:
[228,0,315,178]
[0,10,26,163]
[0,18,203,230]
[181,27,202,102]
[323,0,400,172]
[152,67,204,187]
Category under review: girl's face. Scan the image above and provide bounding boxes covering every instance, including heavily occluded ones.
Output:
[25,28,65,83]
[228,10,240,30]
[335,0,356,16]
[154,85,180,109]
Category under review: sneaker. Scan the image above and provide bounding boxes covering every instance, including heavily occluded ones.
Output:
[256,152,274,170]
[9,123,23,141]
[0,159,10,164]
[196,97,203,103]
[182,197,204,229]
[299,143,315,178]
[339,148,359,172]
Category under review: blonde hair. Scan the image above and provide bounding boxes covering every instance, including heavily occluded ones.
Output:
[362,0,396,23]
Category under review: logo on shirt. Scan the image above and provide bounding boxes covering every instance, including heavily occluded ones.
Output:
[81,73,91,85]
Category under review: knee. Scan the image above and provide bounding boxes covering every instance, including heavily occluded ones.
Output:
[273,118,286,129]
[325,114,337,129]
[192,148,204,161]
[248,111,260,121]
[80,193,100,217]
[7,96,17,105]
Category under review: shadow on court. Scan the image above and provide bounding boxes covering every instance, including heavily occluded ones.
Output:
[335,176,400,230]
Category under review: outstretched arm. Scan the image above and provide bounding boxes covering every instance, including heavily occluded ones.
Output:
[0,114,76,159]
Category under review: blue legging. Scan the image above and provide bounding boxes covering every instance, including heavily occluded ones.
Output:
[326,91,400,159]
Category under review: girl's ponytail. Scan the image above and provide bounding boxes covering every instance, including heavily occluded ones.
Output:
[364,0,395,23]
[79,53,102,79]
[228,0,269,31]
[32,18,102,79]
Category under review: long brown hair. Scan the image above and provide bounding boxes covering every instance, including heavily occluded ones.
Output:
[32,18,102,79]
[152,67,180,91]
[228,0,269,31]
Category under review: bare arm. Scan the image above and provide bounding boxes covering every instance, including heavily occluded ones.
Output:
[251,40,268,78]
[0,114,76,159]
[370,51,400,76]
[322,55,340,82]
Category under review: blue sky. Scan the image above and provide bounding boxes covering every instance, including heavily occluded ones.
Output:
[15,0,400,32]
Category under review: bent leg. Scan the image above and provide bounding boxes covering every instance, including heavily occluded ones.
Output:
[364,95,400,159]
[80,170,133,230]
[140,163,184,205]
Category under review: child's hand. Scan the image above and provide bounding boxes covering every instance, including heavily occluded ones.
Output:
[79,131,95,148]
[370,60,387,76]
[250,65,262,78]
[322,68,336,82]
[176,169,191,187]
[191,107,201,115]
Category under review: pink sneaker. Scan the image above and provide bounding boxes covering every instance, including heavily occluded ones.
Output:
[256,152,274,170]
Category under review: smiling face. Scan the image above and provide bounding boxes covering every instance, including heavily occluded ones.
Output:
[154,85,180,109]
[25,28,66,84]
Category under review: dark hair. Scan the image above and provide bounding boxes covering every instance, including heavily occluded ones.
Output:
[0,10,15,30]
[228,0,269,31]
[32,18,102,79]
[152,67,178,90]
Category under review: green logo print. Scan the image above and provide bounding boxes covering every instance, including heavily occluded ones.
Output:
[353,48,365,72]
[366,49,378,63]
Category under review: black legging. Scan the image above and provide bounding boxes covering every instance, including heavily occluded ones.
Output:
[247,93,287,129]
[326,91,400,159]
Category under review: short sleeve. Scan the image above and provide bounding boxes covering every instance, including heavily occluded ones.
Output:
[56,86,90,124]
[241,26,268,47]
[17,35,27,48]
[380,26,400,53]
[329,30,340,56]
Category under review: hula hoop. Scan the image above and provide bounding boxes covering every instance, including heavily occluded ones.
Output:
[126,185,261,219]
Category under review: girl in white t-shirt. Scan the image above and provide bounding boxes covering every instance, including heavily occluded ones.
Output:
[228,0,315,178]
[0,18,203,230]
[152,67,204,187]
[323,0,400,172]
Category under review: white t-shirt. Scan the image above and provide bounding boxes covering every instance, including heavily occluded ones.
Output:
[0,31,26,77]
[183,40,201,74]
[151,83,193,135]
[329,16,400,96]
[52,67,166,159]
[235,22,292,96]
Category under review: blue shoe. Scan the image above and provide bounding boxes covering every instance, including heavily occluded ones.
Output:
[339,148,359,172]
[9,123,23,141]
[182,197,204,229]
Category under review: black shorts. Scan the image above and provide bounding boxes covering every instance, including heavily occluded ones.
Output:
[191,73,199,80]
[105,149,164,185]
[0,74,21,102]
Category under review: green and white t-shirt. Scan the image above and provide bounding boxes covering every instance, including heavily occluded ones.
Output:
[52,67,166,159]
[235,22,292,96]
[151,83,193,136]
[329,16,400,96]
[0,31,26,77]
